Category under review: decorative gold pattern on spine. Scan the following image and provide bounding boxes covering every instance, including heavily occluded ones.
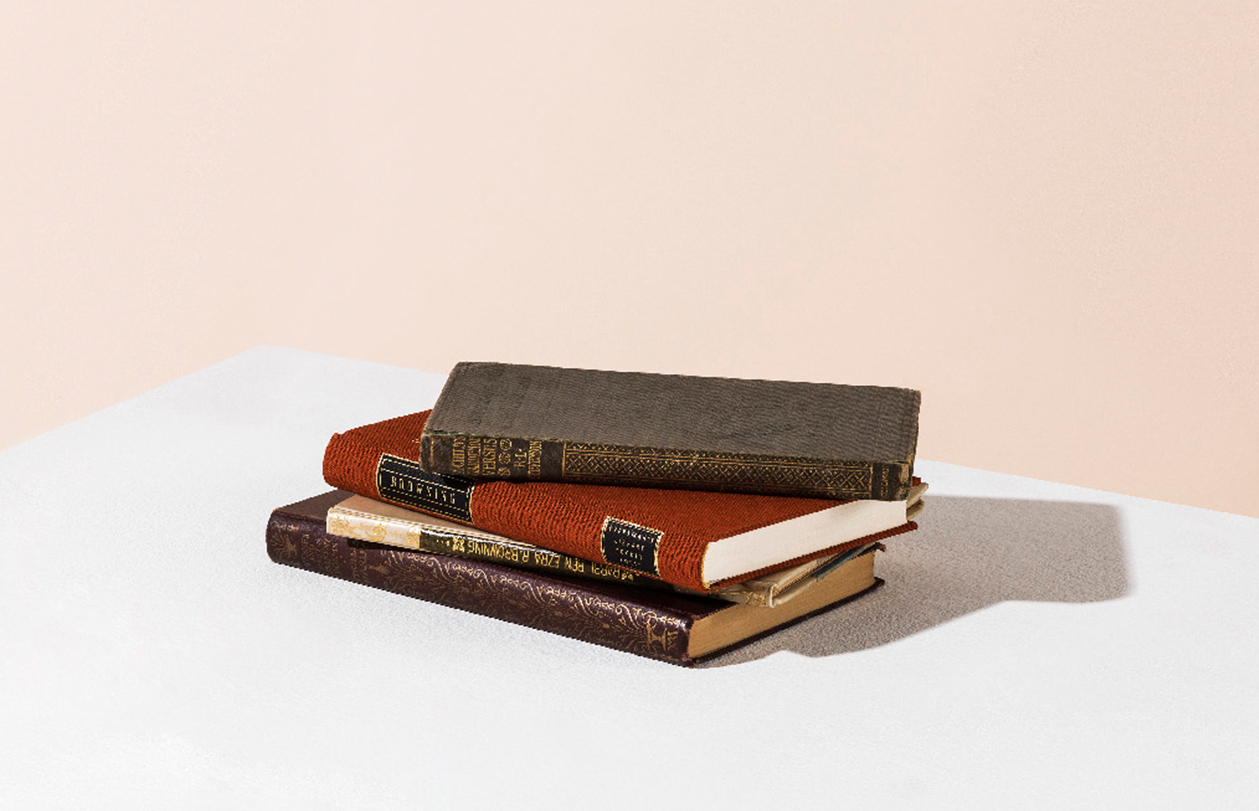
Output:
[562,442,880,498]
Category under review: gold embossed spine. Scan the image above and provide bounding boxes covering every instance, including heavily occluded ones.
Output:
[421,431,566,481]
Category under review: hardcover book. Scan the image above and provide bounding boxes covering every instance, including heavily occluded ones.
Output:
[419,362,921,501]
[323,411,923,592]
[268,491,884,666]
[326,494,662,590]
[326,494,910,607]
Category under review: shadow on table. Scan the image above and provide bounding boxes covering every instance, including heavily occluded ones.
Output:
[703,496,1128,667]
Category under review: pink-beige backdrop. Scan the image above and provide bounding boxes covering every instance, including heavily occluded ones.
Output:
[4,1,1257,517]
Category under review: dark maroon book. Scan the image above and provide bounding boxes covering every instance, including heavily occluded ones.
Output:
[267,491,884,666]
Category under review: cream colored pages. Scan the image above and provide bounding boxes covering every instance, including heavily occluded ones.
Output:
[700,482,926,586]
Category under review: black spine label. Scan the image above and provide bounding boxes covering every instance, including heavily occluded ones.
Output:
[377,454,474,522]
[599,517,663,577]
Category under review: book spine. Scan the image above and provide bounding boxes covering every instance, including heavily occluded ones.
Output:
[355,447,711,589]
[420,431,562,481]
[422,430,910,501]
[325,431,482,524]
[326,507,666,590]
[267,507,698,665]
[330,429,705,588]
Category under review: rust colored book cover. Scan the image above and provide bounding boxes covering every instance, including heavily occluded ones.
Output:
[324,411,917,592]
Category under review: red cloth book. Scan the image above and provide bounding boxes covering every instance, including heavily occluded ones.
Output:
[323,411,919,592]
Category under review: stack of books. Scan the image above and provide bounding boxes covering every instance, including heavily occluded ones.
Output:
[267,363,924,665]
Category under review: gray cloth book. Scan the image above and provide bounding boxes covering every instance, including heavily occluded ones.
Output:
[419,362,920,501]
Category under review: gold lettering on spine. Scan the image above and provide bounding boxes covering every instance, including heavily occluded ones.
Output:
[459,436,499,477]
[453,436,542,478]
[451,436,466,475]
[387,471,465,508]
[437,531,642,583]
[497,438,512,476]
[528,440,542,478]
[600,517,663,576]
[507,439,545,478]
[461,436,505,477]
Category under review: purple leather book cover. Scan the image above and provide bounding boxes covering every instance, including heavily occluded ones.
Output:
[267,491,881,666]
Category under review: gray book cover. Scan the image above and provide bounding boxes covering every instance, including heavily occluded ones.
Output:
[420,362,920,500]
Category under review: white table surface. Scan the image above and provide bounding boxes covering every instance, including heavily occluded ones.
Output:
[2,346,1256,809]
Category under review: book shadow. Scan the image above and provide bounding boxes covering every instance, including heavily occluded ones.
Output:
[701,496,1129,667]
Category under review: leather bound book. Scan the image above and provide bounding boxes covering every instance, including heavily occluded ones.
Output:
[419,362,920,501]
[268,491,884,666]
[323,411,922,592]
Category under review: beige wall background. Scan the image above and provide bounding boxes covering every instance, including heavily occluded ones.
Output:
[3,2,1257,516]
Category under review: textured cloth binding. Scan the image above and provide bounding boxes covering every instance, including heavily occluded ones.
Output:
[325,411,896,591]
